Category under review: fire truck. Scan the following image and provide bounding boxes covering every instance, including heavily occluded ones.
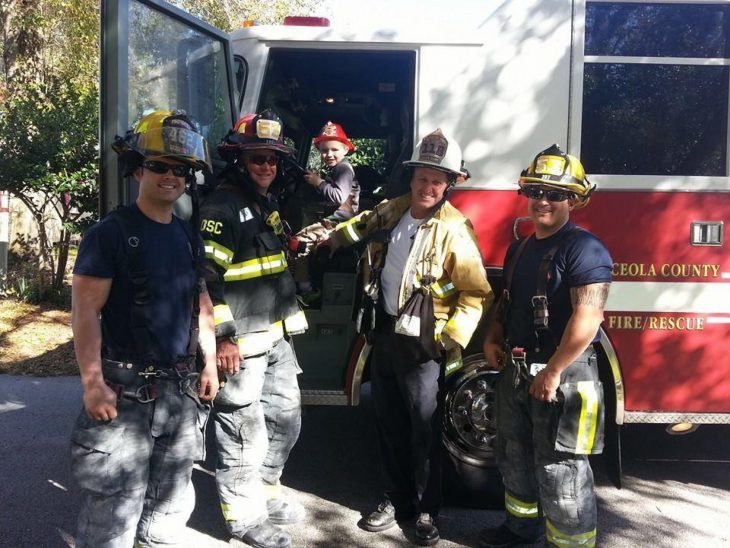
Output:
[100,0,730,503]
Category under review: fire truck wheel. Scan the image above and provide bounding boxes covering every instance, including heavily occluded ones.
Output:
[442,353,504,509]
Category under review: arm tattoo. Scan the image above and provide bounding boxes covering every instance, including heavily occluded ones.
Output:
[571,283,610,309]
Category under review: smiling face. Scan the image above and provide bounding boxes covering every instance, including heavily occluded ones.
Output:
[241,149,279,195]
[318,140,348,168]
[134,157,189,209]
[409,167,449,218]
[525,185,575,238]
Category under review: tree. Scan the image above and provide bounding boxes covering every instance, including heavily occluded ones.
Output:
[0,76,98,290]
[1,0,43,83]
[0,0,99,293]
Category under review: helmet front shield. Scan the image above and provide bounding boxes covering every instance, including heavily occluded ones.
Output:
[132,126,212,171]
[518,144,595,208]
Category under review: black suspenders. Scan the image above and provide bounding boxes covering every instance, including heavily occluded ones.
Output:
[500,226,582,351]
[109,207,200,362]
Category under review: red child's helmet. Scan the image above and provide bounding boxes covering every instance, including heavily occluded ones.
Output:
[312,121,355,153]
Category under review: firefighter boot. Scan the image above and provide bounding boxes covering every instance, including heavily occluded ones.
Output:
[267,497,305,525]
[479,523,543,548]
[415,513,440,546]
[362,500,398,532]
[233,519,291,548]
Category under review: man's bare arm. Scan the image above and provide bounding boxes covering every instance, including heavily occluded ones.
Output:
[529,282,610,401]
[197,284,220,401]
[72,274,117,420]
[571,282,610,309]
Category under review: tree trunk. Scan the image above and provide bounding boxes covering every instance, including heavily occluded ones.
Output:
[1,0,43,83]
[16,192,54,280]
[54,227,70,289]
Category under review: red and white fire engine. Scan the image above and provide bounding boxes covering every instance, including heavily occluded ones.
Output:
[101,0,730,501]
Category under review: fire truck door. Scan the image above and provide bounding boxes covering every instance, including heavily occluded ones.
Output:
[100,0,237,214]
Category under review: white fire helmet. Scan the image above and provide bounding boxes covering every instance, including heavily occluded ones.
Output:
[402,129,463,179]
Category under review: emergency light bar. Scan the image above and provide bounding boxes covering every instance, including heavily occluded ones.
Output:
[283,16,330,27]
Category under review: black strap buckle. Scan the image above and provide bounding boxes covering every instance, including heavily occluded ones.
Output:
[105,380,158,403]
[133,383,159,403]
[531,295,549,329]
[510,346,526,364]
[509,347,529,388]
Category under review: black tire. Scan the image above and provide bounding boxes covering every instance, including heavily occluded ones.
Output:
[442,353,504,509]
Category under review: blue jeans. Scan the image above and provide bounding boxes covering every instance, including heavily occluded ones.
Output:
[70,380,208,548]
[214,338,302,536]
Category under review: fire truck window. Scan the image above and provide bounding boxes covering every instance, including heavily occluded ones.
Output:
[581,63,729,177]
[583,2,730,177]
[127,0,233,164]
[585,3,730,58]
[234,56,248,110]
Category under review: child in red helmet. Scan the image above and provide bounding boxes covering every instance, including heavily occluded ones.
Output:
[293,121,360,302]
[303,121,359,220]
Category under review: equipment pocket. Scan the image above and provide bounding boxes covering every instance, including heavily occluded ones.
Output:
[393,285,440,363]
[70,413,125,495]
[190,396,211,462]
[554,380,605,455]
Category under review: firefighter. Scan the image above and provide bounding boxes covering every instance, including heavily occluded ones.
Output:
[70,110,219,547]
[323,129,493,546]
[481,144,612,548]
[200,110,308,548]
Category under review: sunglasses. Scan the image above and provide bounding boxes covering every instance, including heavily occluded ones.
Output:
[520,186,574,202]
[247,154,278,166]
[142,160,190,177]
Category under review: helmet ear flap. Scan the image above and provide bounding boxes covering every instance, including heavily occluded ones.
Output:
[119,150,144,177]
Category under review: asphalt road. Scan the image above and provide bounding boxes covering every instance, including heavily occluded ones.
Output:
[0,374,728,547]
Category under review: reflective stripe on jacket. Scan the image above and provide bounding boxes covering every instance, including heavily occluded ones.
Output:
[200,175,306,349]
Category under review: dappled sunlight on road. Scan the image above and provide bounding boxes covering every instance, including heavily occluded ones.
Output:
[598,471,730,547]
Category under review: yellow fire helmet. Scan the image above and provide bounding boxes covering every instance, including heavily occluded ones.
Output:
[518,144,595,208]
[403,128,463,181]
[113,110,212,173]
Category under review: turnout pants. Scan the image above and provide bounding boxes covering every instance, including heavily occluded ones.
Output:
[70,380,208,548]
[370,325,445,518]
[214,338,302,537]
[495,347,604,548]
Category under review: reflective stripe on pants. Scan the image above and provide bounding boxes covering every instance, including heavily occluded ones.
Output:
[214,338,302,536]
[494,348,600,545]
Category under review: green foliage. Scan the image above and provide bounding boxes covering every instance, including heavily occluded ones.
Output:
[1,248,71,307]
[348,138,388,175]
[0,75,99,225]
[10,275,70,305]
[0,75,99,290]
[307,138,388,175]
[41,0,99,84]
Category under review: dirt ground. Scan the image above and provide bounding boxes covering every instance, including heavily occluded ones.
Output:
[0,299,76,376]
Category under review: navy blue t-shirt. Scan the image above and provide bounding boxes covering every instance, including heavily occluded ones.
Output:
[73,205,203,363]
[503,222,612,349]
